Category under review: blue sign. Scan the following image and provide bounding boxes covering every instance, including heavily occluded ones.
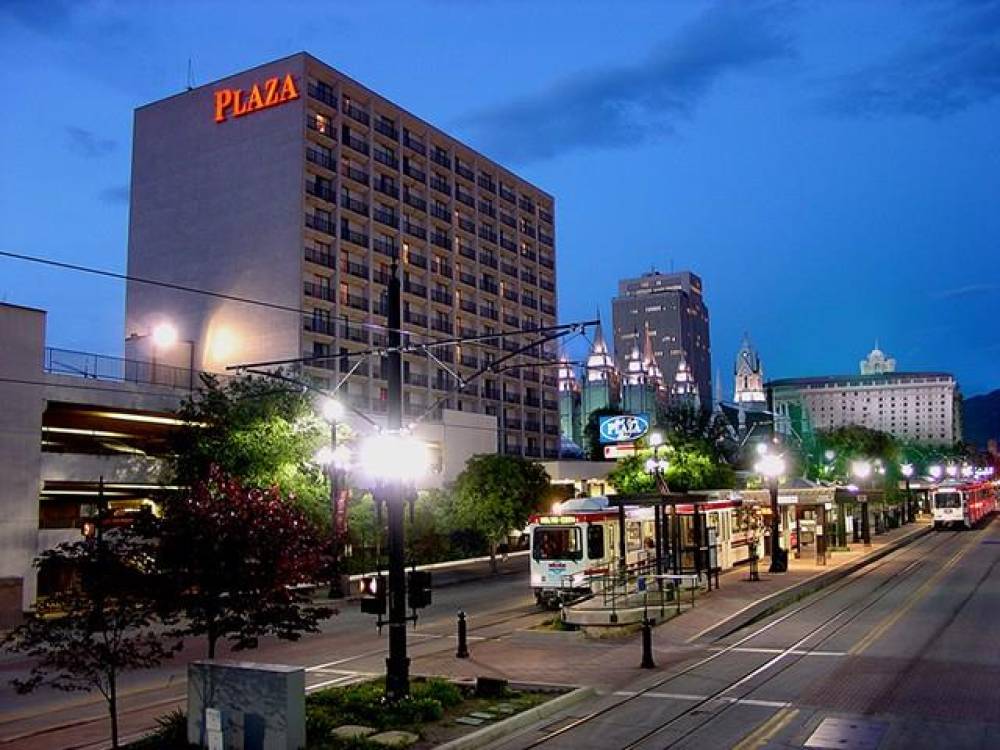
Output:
[599,413,650,444]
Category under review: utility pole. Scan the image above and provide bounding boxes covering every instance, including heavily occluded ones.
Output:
[384,262,410,701]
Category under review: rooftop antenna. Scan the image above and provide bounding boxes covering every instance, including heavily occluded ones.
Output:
[186,58,196,91]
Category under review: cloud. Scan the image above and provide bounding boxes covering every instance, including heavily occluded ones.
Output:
[457,1,796,163]
[932,283,1000,299]
[99,185,130,205]
[824,0,1000,118]
[65,126,117,158]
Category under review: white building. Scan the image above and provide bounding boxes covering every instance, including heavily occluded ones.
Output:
[768,347,961,446]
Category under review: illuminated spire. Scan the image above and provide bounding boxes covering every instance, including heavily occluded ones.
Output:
[586,316,615,381]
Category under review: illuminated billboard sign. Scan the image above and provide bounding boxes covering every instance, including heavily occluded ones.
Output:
[214,73,300,123]
[598,413,650,444]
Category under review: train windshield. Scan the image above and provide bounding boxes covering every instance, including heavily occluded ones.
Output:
[935,492,962,509]
[533,527,583,561]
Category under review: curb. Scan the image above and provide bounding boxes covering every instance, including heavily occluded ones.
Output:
[691,524,933,643]
[434,685,595,750]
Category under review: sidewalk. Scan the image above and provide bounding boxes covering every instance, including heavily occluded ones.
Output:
[403,520,933,692]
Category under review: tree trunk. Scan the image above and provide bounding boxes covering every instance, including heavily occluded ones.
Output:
[108,667,119,749]
[489,541,498,574]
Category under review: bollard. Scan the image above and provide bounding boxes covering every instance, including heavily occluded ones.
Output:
[640,617,655,669]
[456,610,470,658]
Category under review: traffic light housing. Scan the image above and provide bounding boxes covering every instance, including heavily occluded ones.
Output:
[359,575,386,615]
[407,570,432,610]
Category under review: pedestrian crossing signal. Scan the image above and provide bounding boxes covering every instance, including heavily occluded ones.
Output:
[359,575,386,615]
[407,570,432,610]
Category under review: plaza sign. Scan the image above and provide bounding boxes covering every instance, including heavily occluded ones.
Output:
[214,73,300,123]
[599,413,650,444]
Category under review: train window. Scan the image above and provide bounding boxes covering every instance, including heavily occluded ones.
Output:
[533,527,583,561]
[935,492,961,508]
[587,525,605,559]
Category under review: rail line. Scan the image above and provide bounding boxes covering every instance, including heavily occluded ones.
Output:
[520,529,960,750]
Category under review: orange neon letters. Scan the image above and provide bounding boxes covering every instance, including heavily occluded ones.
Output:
[213,73,300,123]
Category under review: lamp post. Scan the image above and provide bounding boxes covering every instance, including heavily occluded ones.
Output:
[141,322,196,390]
[756,452,787,573]
[900,463,915,524]
[317,397,350,599]
[644,432,669,576]
[852,460,872,546]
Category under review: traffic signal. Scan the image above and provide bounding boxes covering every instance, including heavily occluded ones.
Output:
[407,570,432,610]
[359,575,386,615]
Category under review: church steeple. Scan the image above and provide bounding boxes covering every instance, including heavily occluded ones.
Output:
[734,332,766,406]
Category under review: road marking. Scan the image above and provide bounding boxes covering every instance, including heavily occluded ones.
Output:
[732,706,800,750]
[850,531,980,655]
[709,646,847,657]
[612,690,791,709]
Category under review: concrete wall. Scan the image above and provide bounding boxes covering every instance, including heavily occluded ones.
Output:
[125,53,308,373]
[0,305,45,617]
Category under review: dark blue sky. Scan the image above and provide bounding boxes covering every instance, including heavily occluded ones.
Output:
[1,1,998,395]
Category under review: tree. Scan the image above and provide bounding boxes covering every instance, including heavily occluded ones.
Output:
[656,402,736,464]
[153,469,333,659]
[607,446,735,494]
[173,373,330,526]
[452,455,551,572]
[2,526,177,749]
[582,406,621,461]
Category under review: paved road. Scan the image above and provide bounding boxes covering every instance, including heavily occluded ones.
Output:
[0,556,538,749]
[498,518,1000,750]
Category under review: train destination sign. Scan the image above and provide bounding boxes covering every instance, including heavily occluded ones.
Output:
[214,73,300,123]
[599,413,650,444]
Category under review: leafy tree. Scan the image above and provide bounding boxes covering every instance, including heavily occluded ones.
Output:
[2,526,177,749]
[582,406,621,461]
[656,402,736,464]
[152,469,333,658]
[607,454,657,494]
[173,373,330,525]
[607,446,735,494]
[452,455,550,571]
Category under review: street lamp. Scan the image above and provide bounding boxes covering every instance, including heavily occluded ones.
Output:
[946,463,958,478]
[851,460,872,545]
[928,464,943,481]
[901,463,915,524]
[132,321,196,390]
[755,452,787,573]
[318,396,349,599]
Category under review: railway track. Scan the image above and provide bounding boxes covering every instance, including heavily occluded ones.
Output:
[520,529,963,750]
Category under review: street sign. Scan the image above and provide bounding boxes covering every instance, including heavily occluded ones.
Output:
[604,443,637,459]
[599,413,650,444]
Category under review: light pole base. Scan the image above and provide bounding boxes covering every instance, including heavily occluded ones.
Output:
[769,547,788,573]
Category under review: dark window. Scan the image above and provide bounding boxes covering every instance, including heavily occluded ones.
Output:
[587,524,605,560]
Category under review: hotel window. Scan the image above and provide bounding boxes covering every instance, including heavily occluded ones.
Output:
[311,113,331,135]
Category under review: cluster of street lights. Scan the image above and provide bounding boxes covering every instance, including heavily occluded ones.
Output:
[753,443,787,573]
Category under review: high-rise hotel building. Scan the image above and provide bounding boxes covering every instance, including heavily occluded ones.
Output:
[125,53,560,458]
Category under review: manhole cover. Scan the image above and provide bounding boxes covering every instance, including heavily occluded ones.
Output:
[805,717,888,750]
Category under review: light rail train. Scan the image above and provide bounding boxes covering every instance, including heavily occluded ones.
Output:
[931,480,998,530]
[527,495,758,607]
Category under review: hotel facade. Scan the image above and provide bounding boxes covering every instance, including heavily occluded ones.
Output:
[125,52,560,458]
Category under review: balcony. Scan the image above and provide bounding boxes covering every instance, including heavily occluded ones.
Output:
[345,260,369,280]
[340,223,369,248]
[459,298,476,314]
[307,82,337,109]
[306,182,335,203]
[479,226,497,244]
[430,289,451,305]
[499,212,516,228]
[342,163,370,185]
[305,247,335,269]
[306,148,335,170]
[404,280,427,297]
[429,231,448,250]
[408,251,428,269]
[403,219,426,240]
[503,313,520,328]
[373,268,391,285]
[457,216,476,234]
[406,371,428,387]
[478,201,496,218]
[304,315,336,336]
[455,162,474,180]
[403,131,425,154]
[455,189,475,208]
[522,295,538,310]
[525,420,542,433]
[540,278,555,292]
[539,254,554,269]
[499,186,516,204]
[502,288,518,302]
[303,281,334,302]
[458,271,477,287]
[480,306,499,320]
[431,318,453,334]
[543,374,558,387]
[524,396,541,408]
[374,178,399,199]
[307,117,335,138]
[480,279,499,295]
[539,209,553,224]
[430,176,451,195]
[374,119,398,140]
[505,418,522,430]
[482,388,501,401]
[502,339,520,353]
[544,399,559,411]
[524,446,541,458]
[374,149,399,170]
[403,190,427,212]
[458,244,476,261]
[520,224,536,239]
[435,262,453,278]
[499,236,516,252]
[344,293,369,312]
[344,101,370,125]
[460,354,479,368]
[500,262,518,279]
[519,197,536,213]
[341,194,369,217]
[504,392,522,404]
[373,236,398,257]
[479,252,498,269]
[342,130,369,156]
[539,231,554,247]
[541,301,556,316]
[404,310,428,328]
[431,150,451,169]
[459,325,478,339]
[523,370,539,383]
[521,271,537,285]
[522,248,537,262]
[373,207,399,228]
[477,174,496,193]
[430,204,450,223]
[305,214,335,236]
[403,161,426,182]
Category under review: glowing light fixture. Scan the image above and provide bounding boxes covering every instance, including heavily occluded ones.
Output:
[151,322,179,349]
[755,453,785,479]
[900,463,914,478]
[851,460,872,480]
[358,431,430,483]
[322,398,345,423]
[928,465,943,480]
[649,432,664,448]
